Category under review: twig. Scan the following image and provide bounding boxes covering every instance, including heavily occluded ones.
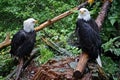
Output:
[42,37,73,57]
[15,59,23,80]
[6,67,18,80]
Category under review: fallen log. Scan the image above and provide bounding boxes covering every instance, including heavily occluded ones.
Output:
[73,0,111,79]
[32,57,77,80]
[0,1,88,49]
[32,56,109,80]
[73,52,89,79]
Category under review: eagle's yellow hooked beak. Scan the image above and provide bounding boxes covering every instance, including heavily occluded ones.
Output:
[33,20,38,24]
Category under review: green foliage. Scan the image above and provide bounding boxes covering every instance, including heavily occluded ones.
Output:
[102,56,119,74]
[0,53,14,77]
[102,36,120,56]
[0,76,5,80]
[108,0,120,26]
[36,44,54,64]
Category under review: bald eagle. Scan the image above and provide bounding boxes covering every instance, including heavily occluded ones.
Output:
[10,18,37,80]
[75,8,102,67]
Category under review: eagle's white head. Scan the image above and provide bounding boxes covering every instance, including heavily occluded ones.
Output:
[78,8,91,21]
[23,18,37,32]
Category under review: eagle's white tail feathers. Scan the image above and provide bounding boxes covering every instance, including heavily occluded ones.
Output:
[96,54,102,67]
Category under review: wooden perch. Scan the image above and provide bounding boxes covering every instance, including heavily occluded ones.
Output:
[0,2,88,49]
[73,52,89,79]
[73,0,111,79]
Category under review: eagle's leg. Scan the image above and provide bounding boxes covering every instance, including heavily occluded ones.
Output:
[15,58,24,80]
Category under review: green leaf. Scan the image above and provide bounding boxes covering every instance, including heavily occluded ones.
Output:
[102,36,120,52]
[110,18,116,26]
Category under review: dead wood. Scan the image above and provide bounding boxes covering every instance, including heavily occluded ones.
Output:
[32,56,109,80]
[95,0,111,30]
[42,37,73,57]
[73,52,89,79]
[32,57,77,80]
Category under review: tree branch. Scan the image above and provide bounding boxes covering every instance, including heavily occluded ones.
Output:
[42,37,73,57]
[0,33,11,49]
[95,0,111,30]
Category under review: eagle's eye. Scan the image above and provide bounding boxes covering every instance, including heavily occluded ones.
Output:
[84,10,86,12]
[32,21,35,23]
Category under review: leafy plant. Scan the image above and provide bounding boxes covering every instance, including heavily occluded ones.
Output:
[102,56,119,78]
[36,44,54,64]
[102,36,120,56]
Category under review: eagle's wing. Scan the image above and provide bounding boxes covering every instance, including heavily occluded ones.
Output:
[15,31,36,58]
[79,22,101,59]
[10,30,26,56]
